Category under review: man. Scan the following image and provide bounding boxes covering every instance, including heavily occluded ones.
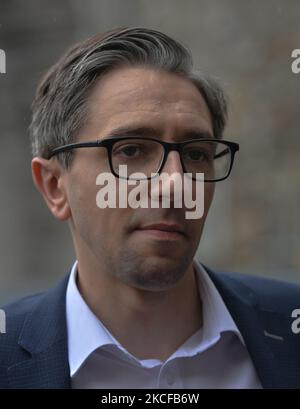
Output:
[0,27,299,389]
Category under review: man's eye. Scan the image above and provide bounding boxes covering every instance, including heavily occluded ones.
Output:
[184,149,209,162]
[114,144,142,158]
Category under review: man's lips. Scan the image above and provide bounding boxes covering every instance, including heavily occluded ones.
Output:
[138,222,184,233]
[134,222,186,240]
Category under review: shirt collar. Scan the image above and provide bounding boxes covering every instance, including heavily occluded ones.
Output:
[193,258,245,348]
[66,259,245,376]
[66,261,125,376]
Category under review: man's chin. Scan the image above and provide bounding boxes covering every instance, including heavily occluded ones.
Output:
[121,255,193,292]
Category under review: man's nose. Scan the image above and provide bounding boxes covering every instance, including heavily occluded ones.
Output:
[149,150,185,206]
[160,150,184,176]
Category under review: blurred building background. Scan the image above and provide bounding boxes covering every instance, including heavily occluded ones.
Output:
[0,0,299,303]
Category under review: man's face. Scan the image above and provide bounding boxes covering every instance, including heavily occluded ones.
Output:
[64,67,215,291]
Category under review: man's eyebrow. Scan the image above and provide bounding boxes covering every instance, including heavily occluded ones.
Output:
[181,130,214,140]
[102,126,160,139]
[101,126,213,140]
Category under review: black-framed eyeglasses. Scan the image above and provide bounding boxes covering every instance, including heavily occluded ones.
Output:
[47,136,239,182]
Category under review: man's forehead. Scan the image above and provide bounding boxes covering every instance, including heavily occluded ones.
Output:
[88,67,211,117]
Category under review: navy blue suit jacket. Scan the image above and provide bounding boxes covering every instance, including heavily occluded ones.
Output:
[1,266,300,389]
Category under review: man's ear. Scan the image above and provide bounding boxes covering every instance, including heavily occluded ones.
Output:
[31,157,71,221]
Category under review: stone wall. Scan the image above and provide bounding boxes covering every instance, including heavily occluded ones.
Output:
[0,0,299,303]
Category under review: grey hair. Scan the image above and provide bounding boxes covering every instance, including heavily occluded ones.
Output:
[29,27,228,168]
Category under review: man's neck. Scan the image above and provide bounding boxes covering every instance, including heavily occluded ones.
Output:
[76,260,203,362]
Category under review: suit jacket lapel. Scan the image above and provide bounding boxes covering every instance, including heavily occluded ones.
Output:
[8,275,71,389]
[8,339,70,389]
[206,267,300,388]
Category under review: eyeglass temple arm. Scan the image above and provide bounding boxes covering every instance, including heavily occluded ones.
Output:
[214,147,230,160]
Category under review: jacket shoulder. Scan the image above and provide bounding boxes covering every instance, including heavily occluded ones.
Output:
[0,274,70,389]
[213,269,300,313]
[1,291,44,315]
